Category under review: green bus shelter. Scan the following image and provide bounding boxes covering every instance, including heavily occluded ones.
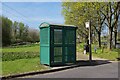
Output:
[39,22,77,66]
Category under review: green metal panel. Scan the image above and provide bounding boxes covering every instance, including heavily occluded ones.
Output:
[64,28,76,63]
[50,27,53,65]
[53,28,63,64]
[62,27,65,64]
[40,28,49,44]
[54,29,62,44]
[65,29,75,44]
[40,27,50,65]
[40,46,50,65]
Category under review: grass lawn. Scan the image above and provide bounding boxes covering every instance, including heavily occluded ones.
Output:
[91,48,119,61]
[2,44,40,61]
[1,44,49,76]
[2,57,49,76]
[77,43,119,61]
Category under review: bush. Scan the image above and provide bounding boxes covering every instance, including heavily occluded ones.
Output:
[2,52,39,61]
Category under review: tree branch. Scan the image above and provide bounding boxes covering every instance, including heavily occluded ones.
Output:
[101,16,106,25]
[105,22,109,27]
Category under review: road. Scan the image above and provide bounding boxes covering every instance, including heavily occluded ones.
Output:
[30,61,118,78]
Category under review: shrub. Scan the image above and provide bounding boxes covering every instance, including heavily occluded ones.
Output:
[2,52,39,61]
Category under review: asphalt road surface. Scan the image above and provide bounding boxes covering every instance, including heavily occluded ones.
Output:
[30,61,118,78]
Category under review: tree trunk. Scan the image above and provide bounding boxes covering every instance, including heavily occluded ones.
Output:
[98,32,101,48]
[109,27,113,50]
[114,31,117,48]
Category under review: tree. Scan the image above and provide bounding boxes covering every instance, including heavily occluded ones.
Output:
[62,2,119,50]
[100,2,120,49]
[22,25,29,42]
[62,2,90,43]
[18,22,25,41]
[28,29,39,43]
[113,2,120,48]
[1,15,39,46]
[11,21,19,43]
[91,3,106,48]
[62,2,106,47]
[2,16,12,46]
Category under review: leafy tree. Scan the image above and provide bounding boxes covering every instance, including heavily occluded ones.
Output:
[113,2,120,48]
[11,21,19,43]
[28,29,39,43]
[22,25,29,42]
[62,2,120,50]
[18,22,25,41]
[1,15,40,46]
[2,16,12,46]
[100,2,120,49]
[62,2,106,47]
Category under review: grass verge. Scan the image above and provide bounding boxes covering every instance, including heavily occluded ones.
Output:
[77,43,119,61]
[2,57,49,76]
